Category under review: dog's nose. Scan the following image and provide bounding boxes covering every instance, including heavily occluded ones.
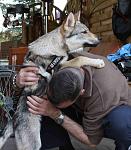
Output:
[98,36,102,41]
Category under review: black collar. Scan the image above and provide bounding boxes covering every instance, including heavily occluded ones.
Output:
[46,55,64,74]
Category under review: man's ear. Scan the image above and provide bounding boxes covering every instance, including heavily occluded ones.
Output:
[64,12,76,31]
[74,11,81,21]
[80,89,85,95]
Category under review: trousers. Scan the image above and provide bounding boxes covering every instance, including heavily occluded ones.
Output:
[40,105,131,150]
[103,105,131,150]
[40,106,78,149]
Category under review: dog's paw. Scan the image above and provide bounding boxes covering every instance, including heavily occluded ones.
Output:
[95,59,105,68]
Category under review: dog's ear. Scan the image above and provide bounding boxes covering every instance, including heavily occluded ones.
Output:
[64,12,75,31]
[74,11,81,21]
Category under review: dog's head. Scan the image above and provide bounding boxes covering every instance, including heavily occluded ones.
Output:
[60,11,101,53]
[28,12,100,57]
[25,12,101,97]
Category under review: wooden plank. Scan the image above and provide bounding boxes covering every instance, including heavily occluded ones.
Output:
[91,23,112,33]
[93,0,116,12]
[91,22,100,28]
[90,10,112,24]
[101,18,112,25]
[104,5,113,12]
[91,11,100,17]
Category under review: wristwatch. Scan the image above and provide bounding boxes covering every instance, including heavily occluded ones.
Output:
[54,111,65,125]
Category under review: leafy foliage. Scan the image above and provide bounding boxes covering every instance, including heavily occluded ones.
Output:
[0,2,7,14]
[0,0,27,42]
[0,27,22,42]
[0,0,40,42]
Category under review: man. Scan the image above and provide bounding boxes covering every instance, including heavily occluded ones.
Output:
[16,52,131,150]
[14,65,75,150]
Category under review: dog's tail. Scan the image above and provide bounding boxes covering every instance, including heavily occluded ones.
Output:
[0,121,13,149]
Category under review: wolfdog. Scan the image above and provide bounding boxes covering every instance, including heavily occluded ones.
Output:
[0,12,104,150]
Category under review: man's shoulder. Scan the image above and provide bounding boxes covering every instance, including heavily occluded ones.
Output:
[71,51,106,60]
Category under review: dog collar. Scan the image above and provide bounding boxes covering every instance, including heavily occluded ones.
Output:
[38,56,64,82]
[46,56,64,74]
[24,55,64,81]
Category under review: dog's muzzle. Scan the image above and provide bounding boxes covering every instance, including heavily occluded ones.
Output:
[83,42,100,47]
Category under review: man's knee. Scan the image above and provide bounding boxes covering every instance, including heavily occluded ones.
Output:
[104,105,131,141]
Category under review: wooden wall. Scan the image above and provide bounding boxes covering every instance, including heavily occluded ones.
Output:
[82,0,131,56]
[66,0,123,56]
[81,0,118,42]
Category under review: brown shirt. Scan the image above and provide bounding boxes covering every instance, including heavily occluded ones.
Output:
[72,52,131,144]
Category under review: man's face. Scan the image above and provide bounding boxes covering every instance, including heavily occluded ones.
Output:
[48,88,85,109]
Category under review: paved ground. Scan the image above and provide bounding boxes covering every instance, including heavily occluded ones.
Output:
[2,136,115,150]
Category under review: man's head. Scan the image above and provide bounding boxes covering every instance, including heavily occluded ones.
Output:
[47,67,85,108]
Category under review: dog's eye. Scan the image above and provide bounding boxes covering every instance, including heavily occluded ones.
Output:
[81,31,87,34]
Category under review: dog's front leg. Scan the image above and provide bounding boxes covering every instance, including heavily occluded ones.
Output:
[0,121,13,149]
[61,56,105,68]
[14,96,41,150]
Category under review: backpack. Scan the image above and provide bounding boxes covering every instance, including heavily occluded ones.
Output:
[113,57,131,81]
[112,0,131,41]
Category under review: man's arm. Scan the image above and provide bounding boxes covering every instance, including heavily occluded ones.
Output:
[56,114,96,147]
[27,95,96,148]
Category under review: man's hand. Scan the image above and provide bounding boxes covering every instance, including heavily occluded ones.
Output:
[16,66,39,88]
[27,95,61,118]
[27,95,96,148]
